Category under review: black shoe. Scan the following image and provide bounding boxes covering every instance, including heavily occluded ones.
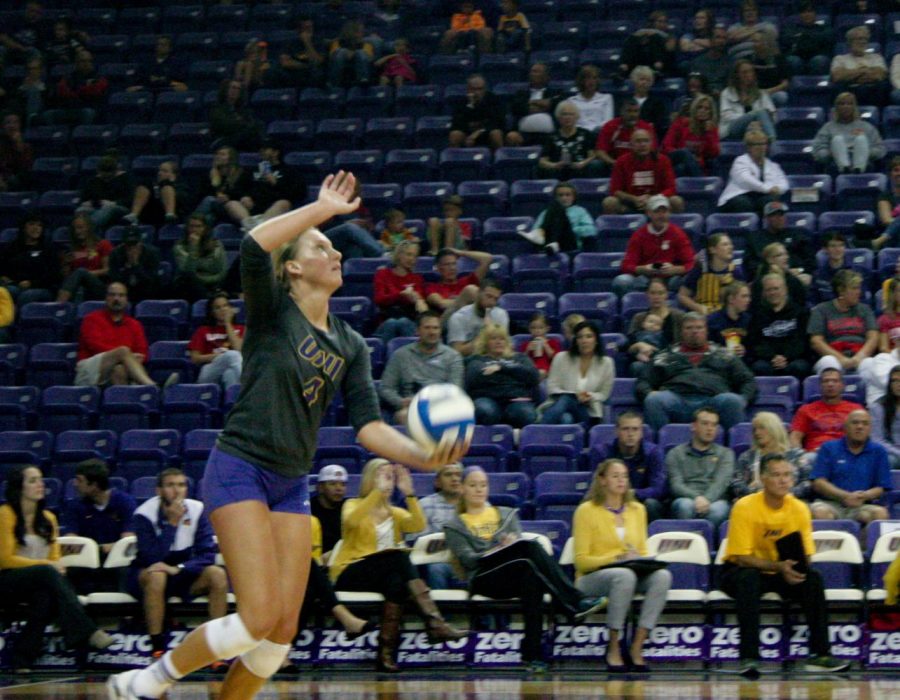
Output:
[345,618,378,641]
[739,658,761,679]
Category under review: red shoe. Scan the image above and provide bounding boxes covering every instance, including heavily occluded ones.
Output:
[210,660,229,673]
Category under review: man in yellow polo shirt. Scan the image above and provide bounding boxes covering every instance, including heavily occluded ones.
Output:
[722,453,850,678]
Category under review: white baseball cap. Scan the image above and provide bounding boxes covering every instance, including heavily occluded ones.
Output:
[647,194,670,211]
[318,464,348,483]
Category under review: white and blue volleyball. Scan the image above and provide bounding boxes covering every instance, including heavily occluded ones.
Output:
[407,383,475,450]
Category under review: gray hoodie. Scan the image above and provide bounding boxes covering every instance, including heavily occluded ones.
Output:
[812,118,885,163]
[443,505,521,579]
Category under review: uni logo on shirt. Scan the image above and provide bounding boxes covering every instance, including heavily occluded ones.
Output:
[297,334,345,405]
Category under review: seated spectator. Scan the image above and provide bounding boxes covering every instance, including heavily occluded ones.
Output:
[679,8,716,60]
[42,17,86,69]
[539,320,614,426]
[808,269,877,373]
[748,31,790,107]
[234,39,270,93]
[127,35,187,93]
[877,279,900,352]
[521,181,597,253]
[411,462,466,589]
[445,466,602,673]
[378,310,464,424]
[197,146,254,224]
[662,94,720,177]
[60,459,136,592]
[860,324,900,408]
[427,195,473,255]
[744,201,815,283]
[517,312,560,380]
[613,195,694,296]
[625,278,684,375]
[76,149,132,232]
[562,313,586,346]
[209,79,261,151]
[507,62,562,146]
[810,409,890,524]
[747,272,811,378]
[673,74,712,121]
[56,213,111,303]
[270,16,325,89]
[637,312,756,430]
[630,66,669,143]
[465,322,539,427]
[719,61,776,141]
[830,26,889,108]
[727,0,778,61]
[678,234,744,315]
[229,140,304,233]
[495,0,531,53]
[537,103,604,181]
[722,453,849,680]
[12,57,48,126]
[790,367,864,453]
[666,407,734,527]
[717,131,788,215]
[379,208,417,252]
[43,50,107,126]
[441,1,493,54]
[594,99,657,173]
[780,1,833,77]
[752,242,809,311]
[0,213,60,307]
[310,464,348,563]
[813,92,885,175]
[732,412,812,501]
[188,292,244,391]
[374,38,418,87]
[172,215,227,302]
[447,277,509,357]
[331,459,466,673]
[373,239,428,343]
[570,64,613,135]
[572,458,672,671]
[706,281,752,353]
[129,467,228,659]
[108,228,162,303]
[603,130,683,214]
[0,2,46,66]
[874,156,900,251]
[0,112,33,191]
[619,10,676,78]
[688,26,731,97]
[593,411,667,521]
[76,281,171,388]
[328,20,376,88]
[0,288,13,343]
[124,160,191,229]
[449,74,509,151]
[424,247,492,319]
[871,365,900,467]
[0,465,113,673]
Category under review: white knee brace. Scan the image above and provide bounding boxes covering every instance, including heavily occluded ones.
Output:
[240,639,291,679]
[204,613,260,660]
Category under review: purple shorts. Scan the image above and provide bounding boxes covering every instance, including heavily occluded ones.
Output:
[200,447,311,516]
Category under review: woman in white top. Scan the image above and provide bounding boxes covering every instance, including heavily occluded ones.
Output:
[717,129,789,215]
[539,320,615,425]
[718,60,776,141]
[569,64,614,134]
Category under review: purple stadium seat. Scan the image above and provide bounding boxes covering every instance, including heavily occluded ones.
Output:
[499,292,557,332]
[539,21,586,51]
[572,252,625,293]
[0,430,53,477]
[153,90,203,124]
[528,49,576,80]
[161,383,220,432]
[835,173,888,212]
[511,254,570,295]
[414,116,452,150]
[383,149,438,185]
[181,428,221,481]
[365,117,414,152]
[520,519,570,554]
[283,151,334,186]
[334,150,384,181]
[23,125,70,157]
[395,85,443,120]
[249,88,297,122]
[567,178,610,215]
[329,297,373,334]
[478,52,527,84]
[99,385,160,433]
[17,301,76,346]
[770,141,818,177]
[0,344,27,386]
[439,148,492,183]
[314,426,368,474]
[316,118,364,150]
[519,424,585,477]
[774,107,825,140]
[648,518,716,550]
[117,429,181,483]
[704,213,759,248]
[298,87,346,121]
[0,386,39,432]
[482,216,535,257]
[787,76,831,109]
[266,120,314,153]
[676,177,723,217]
[401,182,454,220]
[658,423,724,452]
[345,85,393,120]
[493,146,541,183]
[455,180,509,220]
[39,385,100,434]
[557,292,618,331]
[26,343,77,389]
[358,183,403,221]
[32,157,78,190]
[0,192,37,229]
[533,470,591,519]
[463,424,515,472]
[425,55,476,86]
[487,472,530,508]
[510,179,558,218]
[802,373,865,404]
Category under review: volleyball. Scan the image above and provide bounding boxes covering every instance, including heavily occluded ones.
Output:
[407,384,475,450]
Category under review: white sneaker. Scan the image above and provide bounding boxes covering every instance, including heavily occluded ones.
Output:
[106,669,144,700]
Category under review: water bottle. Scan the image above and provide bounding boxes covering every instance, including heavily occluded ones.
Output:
[561,146,572,165]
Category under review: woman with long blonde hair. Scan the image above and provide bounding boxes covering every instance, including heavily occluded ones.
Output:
[731,411,811,500]
[662,93,720,176]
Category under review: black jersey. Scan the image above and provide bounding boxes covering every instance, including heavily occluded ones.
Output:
[217,236,381,478]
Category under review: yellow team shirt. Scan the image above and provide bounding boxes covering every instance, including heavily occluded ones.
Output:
[725,492,814,570]
[460,507,501,541]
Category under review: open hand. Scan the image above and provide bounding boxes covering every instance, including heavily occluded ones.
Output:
[317,171,360,217]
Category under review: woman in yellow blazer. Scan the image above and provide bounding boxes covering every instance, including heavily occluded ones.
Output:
[330,458,467,672]
[572,459,672,672]
[0,465,113,671]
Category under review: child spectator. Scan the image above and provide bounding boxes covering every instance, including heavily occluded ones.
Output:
[427,195,472,255]
[375,38,418,87]
[632,313,665,363]
[441,1,493,54]
[517,312,561,379]
[495,0,530,53]
[521,181,597,253]
[380,209,417,251]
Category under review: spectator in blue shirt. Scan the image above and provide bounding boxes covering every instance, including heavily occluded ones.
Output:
[594,411,667,521]
[129,468,228,658]
[413,462,467,590]
[810,409,891,525]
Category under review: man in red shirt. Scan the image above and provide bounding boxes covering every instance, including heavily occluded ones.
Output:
[594,99,657,171]
[612,195,695,297]
[425,247,492,321]
[790,368,864,453]
[75,282,172,388]
[603,129,684,214]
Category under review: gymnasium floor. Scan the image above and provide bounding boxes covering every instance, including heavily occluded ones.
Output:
[0,671,897,699]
